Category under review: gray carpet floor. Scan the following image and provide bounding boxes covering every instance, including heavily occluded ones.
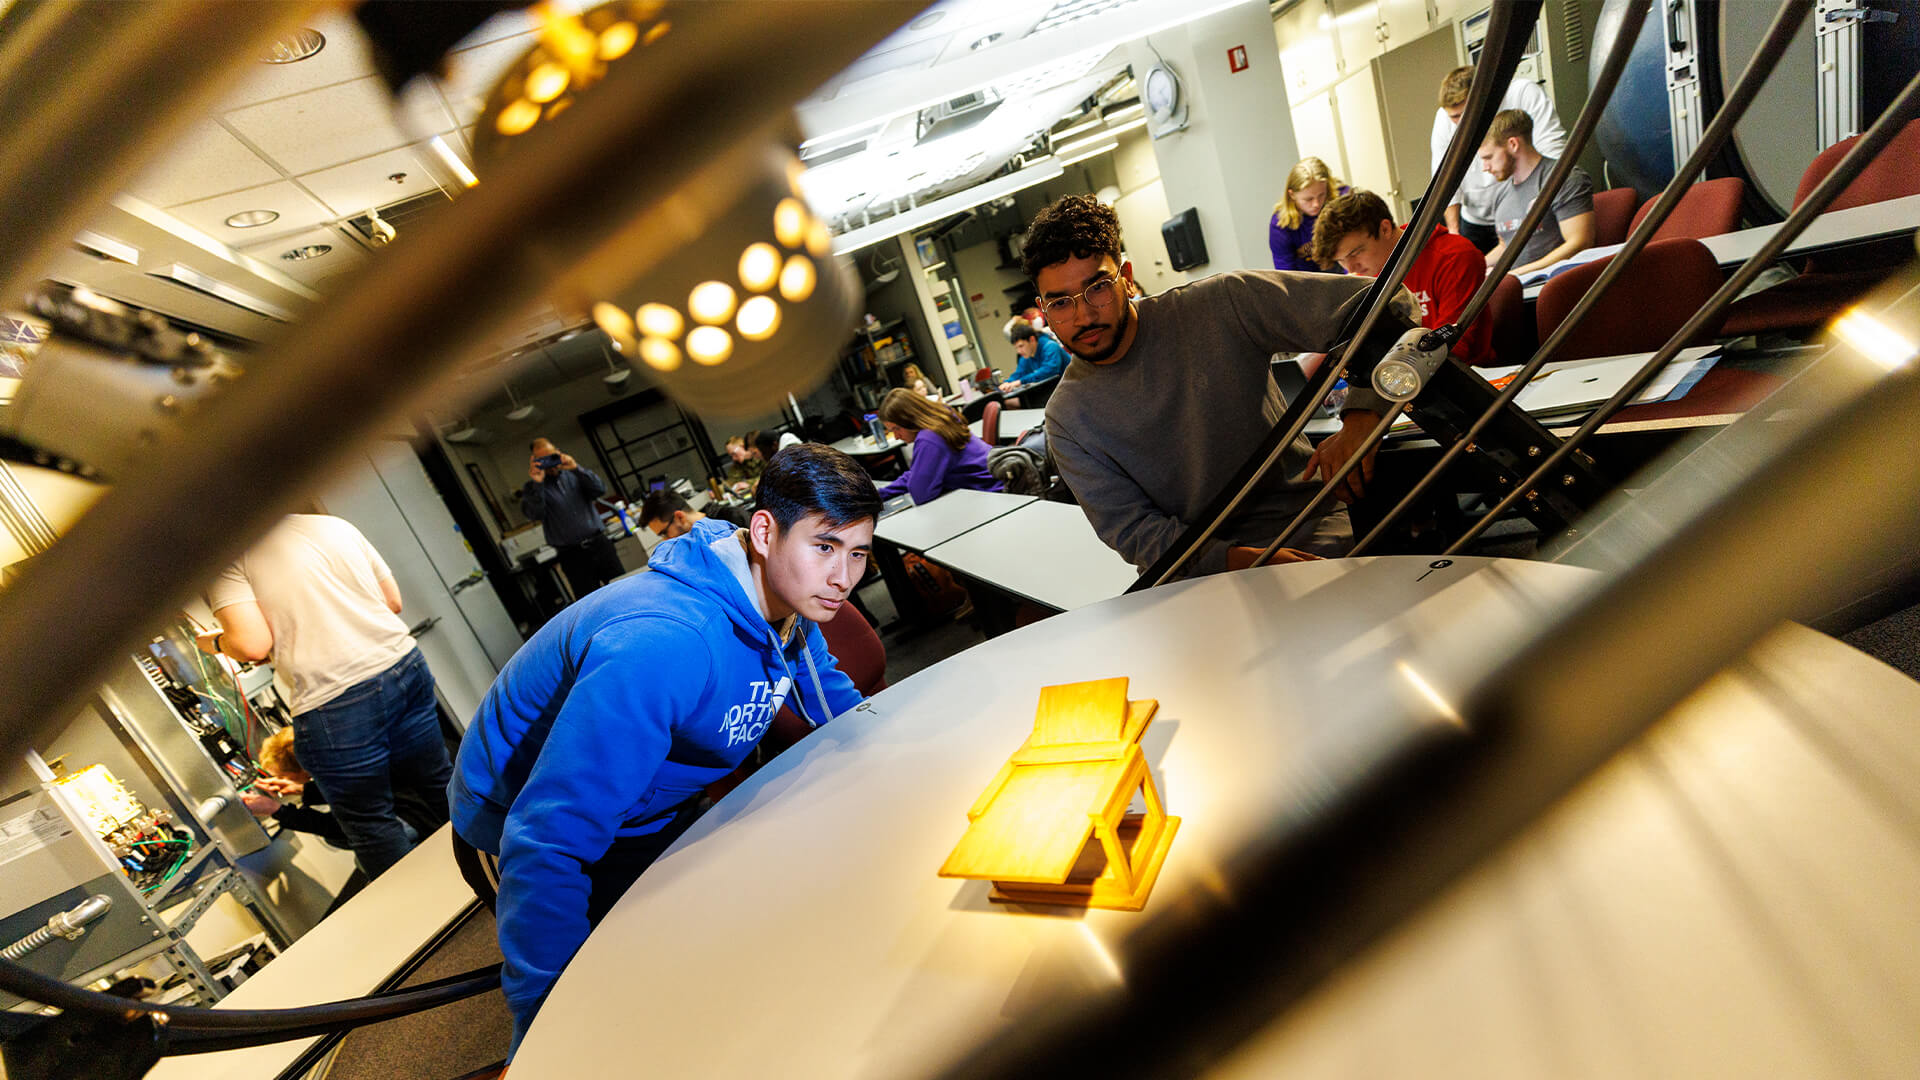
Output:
[318,908,511,1080]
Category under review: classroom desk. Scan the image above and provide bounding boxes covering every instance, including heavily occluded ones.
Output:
[146,828,479,1080]
[967,408,1046,442]
[1521,192,1920,299]
[921,499,1137,612]
[509,557,1920,1079]
[872,489,1035,552]
[830,432,909,458]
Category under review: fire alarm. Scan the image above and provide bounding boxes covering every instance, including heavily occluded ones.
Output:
[1228,45,1249,73]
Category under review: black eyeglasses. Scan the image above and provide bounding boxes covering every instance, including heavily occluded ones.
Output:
[1040,275,1121,320]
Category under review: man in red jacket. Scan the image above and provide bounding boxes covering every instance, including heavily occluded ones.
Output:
[1311,190,1496,367]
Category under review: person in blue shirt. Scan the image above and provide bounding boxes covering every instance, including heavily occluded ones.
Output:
[450,444,879,1055]
[875,389,1003,505]
[1003,321,1068,391]
[1268,156,1349,273]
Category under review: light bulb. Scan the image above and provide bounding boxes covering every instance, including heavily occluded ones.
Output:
[804,219,832,258]
[773,198,807,248]
[778,255,816,302]
[643,20,671,46]
[739,243,781,292]
[687,326,733,365]
[496,98,541,136]
[525,62,570,104]
[638,336,682,371]
[736,296,781,341]
[636,303,684,339]
[688,281,737,324]
[599,21,639,60]
[593,301,636,352]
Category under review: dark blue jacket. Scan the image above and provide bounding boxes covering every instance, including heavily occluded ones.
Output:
[520,466,606,546]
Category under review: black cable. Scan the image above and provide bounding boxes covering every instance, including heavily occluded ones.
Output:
[0,956,499,1032]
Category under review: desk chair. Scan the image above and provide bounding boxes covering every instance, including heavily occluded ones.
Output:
[1722,119,1920,336]
[1629,176,1744,241]
[1536,237,1782,423]
[980,400,1002,445]
[1592,186,1639,246]
[1486,273,1537,367]
[704,604,887,800]
[961,392,1003,424]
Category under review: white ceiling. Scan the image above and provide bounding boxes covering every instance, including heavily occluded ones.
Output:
[46,0,1242,367]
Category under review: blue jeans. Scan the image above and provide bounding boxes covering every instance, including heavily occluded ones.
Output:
[292,648,452,879]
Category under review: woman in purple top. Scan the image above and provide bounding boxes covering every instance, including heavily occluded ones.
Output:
[1269,157,1348,273]
[875,389,1003,505]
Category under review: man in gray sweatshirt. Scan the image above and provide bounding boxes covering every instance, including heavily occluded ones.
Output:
[1026,195,1412,577]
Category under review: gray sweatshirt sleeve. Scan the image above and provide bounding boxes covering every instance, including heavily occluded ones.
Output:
[1218,272,1421,417]
[1048,416,1230,578]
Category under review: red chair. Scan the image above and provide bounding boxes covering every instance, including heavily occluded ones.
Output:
[1722,119,1920,335]
[705,604,886,800]
[1536,238,1727,360]
[1485,273,1537,367]
[980,400,1002,445]
[1536,237,1782,421]
[1628,176,1745,241]
[1591,186,1639,247]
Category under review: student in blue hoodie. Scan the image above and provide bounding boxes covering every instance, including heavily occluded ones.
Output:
[449,444,880,1053]
[1003,321,1069,391]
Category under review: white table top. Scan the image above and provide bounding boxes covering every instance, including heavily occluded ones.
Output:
[1523,192,1920,298]
[967,408,1046,442]
[871,488,1035,552]
[830,433,908,458]
[923,499,1137,611]
[511,557,1920,1078]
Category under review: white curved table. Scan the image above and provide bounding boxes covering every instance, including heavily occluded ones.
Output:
[511,557,1920,1079]
[830,433,908,459]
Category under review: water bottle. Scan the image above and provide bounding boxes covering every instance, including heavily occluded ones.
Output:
[864,412,885,442]
[1321,377,1349,417]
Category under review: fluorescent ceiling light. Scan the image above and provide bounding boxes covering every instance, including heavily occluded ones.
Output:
[1057,140,1120,166]
[115,196,321,302]
[1104,101,1145,124]
[1051,115,1103,141]
[148,263,293,321]
[429,135,479,189]
[73,231,140,265]
[831,160,1066,256]
[922,260,948,272]
[1054,115,1146,157]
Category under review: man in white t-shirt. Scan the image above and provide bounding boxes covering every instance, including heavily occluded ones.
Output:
[196,513,451,879]
[1428,64,1568,252]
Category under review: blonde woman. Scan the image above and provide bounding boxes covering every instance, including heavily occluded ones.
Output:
[900,362,935,397]
[875,389,1002,504]
[1269,157,1348,272]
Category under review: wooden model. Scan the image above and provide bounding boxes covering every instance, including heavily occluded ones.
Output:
[938,677,1180,910]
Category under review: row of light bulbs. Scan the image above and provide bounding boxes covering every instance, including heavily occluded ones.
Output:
[493,2,671,139]
[592,194,833,372]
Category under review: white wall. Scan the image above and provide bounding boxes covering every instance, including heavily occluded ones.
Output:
[1127,0,1302,273]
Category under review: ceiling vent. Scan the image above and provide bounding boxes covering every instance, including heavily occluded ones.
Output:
[797,139,869,168]
[916,90,1004,145]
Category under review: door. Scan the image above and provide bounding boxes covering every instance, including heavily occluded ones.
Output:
[1370,24,1466,221]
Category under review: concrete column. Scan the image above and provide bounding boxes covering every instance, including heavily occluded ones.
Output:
[1126,0,1300,273]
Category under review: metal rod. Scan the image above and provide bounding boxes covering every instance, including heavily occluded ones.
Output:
[1352,0,1813,556]
[1142,0,1544,587]
[1259,0,1654,565]
[929,267,1920,1080]
[1445,66,1920,554]
[0,1,903,773]
[1251,403,1406,565]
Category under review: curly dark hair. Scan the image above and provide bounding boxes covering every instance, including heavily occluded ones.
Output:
[1019,194,1123,282]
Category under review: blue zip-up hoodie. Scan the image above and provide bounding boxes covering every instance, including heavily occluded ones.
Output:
[449,518,863,1048]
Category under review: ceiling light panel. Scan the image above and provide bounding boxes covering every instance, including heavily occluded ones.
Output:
[1033,0,1142,34]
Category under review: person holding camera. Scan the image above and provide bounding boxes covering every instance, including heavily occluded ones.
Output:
[522,437,624,600]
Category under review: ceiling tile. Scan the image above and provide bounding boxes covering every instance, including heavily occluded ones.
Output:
[123,122,284,208]
[225,76,422,175]
[442,32,537,107]
[167,181,336,247]
[297,147,452,217]
[218,12,382,110]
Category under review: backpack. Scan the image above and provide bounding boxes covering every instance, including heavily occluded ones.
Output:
[987,427,1050,496]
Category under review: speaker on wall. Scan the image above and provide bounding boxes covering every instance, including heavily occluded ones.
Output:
[1161,208,1207,272]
